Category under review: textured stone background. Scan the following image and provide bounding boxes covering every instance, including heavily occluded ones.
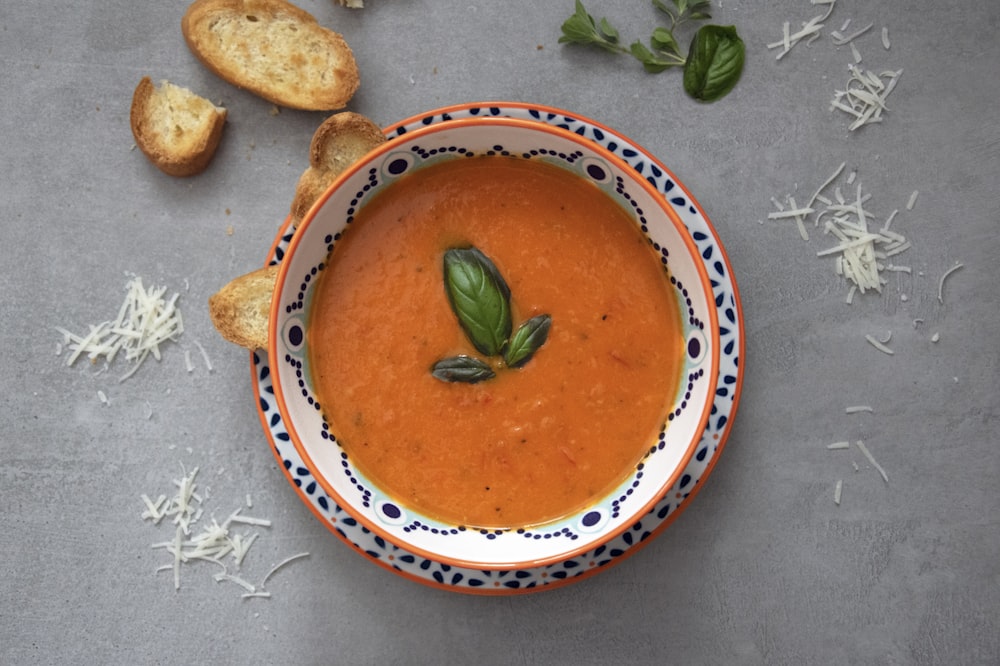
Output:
[2,1,997,663]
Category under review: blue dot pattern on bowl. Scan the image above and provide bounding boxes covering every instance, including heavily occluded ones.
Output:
[256,104,743,593]
[277,137,711,547]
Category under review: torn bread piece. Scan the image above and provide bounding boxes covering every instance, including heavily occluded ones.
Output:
[290,111,386,227]
[208,264,279,350]
[182,0,360,111]
[130,76,227,177]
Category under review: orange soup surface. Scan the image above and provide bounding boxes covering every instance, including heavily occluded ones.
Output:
[308,155,684,528]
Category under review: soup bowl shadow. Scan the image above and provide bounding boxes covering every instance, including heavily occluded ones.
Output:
[270,116,720,570]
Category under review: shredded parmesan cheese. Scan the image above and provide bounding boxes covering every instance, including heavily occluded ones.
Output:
[767,17,826,60]
[937,262,964,303]
[850,42,862,64]
[56,276,184,382]
[142,465,308,598]
[260,553,311,587]
[864,334,894,355]
[855,440,889,483]
[831,22,873,45]
[834,479,843,505]
[845,405,873,414]
[242,591,273,599]
[830,66,903,131]
[772,163,915,302]
[827,441,851,450]
[881,26,891,50]
[767,1,836,60]
[193,340,213,372]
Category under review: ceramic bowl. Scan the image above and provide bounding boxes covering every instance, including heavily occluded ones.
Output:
[270,116,720,570]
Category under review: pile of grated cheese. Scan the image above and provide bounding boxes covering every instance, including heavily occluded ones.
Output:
[142,465,309,598]
[56,275,184,382]
[766,2,902,131]
[766,0,837,60]
[830,65,903,131]
[768,162,913,302]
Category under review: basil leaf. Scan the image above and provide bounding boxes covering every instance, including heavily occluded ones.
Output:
[503,315,552,369]
[442,247,512,357]
[683,25,745,103]
[431,356,496,384]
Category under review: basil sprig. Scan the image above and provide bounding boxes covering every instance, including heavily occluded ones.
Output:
[433,247,551,384]
[559,0,744,103]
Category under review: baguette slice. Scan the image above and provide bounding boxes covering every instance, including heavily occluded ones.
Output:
[181,0,360,111]
[290,111,385,227]
[208,263,279,349]
[130,77,227,177]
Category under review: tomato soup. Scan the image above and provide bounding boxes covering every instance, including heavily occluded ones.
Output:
[307,155,684,528]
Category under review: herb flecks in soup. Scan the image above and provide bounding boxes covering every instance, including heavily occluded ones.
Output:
[432,246,552,384]
[308,155,683,529]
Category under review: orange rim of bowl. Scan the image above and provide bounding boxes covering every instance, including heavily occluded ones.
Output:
[268,114,721,571]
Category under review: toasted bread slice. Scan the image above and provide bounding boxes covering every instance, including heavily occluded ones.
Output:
[130,76,227,177]
[181,0,360,111]
[290,111,385,227]
[208,264,279,349]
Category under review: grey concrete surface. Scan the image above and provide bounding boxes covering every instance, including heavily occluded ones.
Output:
[2,1,998,664]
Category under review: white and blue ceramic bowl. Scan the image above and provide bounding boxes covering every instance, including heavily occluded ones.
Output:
[270,116,720,570]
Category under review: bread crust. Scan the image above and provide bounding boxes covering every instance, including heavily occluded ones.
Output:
[130,76,227,177]
[181,0,360,111]
[208,263,280,349]
[290,111,385,226]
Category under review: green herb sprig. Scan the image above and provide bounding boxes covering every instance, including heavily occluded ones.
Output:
[559,0,745,103]
[431,247,552,384]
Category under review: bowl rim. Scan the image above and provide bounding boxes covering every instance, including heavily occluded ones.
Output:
[268,115,721,569]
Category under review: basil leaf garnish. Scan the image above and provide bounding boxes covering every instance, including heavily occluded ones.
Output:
[431,356,496,384]
[442,247,512,357]
[433,245,551,384]
[503,315,552,368]
[682,25,745,102]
